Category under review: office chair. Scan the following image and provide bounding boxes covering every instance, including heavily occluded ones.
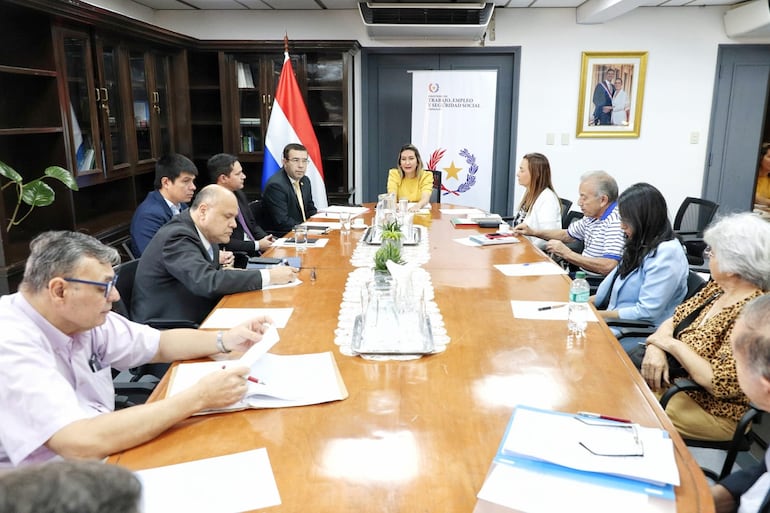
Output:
[673,197,719,241]
[659,379,767,480]
[559,198,573,228]
[112,259,199,406]
[428,170,442,204]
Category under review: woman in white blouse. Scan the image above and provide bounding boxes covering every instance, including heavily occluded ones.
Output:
[511,153,562,250]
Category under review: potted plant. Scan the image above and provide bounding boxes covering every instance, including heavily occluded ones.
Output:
[379,220,403,254]
[0,161,78,232]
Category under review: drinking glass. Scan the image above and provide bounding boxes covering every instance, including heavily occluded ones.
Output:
[340,212,351,234]
[293,224,308,252]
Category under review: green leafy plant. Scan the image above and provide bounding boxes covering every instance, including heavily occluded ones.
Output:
[0,160,78,231]
[380,220,402,235]
[374,243,403,272]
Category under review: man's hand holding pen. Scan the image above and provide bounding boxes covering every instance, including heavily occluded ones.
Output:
[269,265,298,284]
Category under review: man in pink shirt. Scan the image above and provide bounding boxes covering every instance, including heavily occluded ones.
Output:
[0,231,273,467]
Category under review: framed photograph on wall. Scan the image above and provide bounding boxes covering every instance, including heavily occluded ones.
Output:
[576,51,648,138]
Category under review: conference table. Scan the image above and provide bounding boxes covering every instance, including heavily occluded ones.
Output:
[109,204,714,513]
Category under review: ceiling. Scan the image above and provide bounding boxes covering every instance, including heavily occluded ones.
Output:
[129,0,743,11]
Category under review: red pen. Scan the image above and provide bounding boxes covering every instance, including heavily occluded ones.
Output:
[577,411,632,423]
[247,375,266,385]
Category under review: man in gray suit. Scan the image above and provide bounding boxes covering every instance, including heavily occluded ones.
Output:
[132,184,296,325]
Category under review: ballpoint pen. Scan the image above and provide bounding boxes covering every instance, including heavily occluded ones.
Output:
[247,375,267,385]
[577,411,632,423]
[537,304,567,311]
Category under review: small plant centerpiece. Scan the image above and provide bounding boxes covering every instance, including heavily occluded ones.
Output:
[379,220,403,253]
[0,160,78,231]
[373,221,404,283]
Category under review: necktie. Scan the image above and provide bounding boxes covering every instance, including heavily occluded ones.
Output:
[207,245,214,262]
[237,210,256,241]
[293,181,307,222]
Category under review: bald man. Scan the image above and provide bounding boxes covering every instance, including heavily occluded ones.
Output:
[132,185,297,325]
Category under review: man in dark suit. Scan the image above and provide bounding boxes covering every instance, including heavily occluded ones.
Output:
[132,184,297,325]
[592,68,615,126]
[712,294,770,513]
[129,153,198,257]
[208,153,274,256]
[262,143,318,236]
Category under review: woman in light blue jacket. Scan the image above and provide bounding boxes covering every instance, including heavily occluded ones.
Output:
[593,183,689,352]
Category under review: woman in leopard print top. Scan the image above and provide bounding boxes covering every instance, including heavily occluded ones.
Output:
[640,213,770,441]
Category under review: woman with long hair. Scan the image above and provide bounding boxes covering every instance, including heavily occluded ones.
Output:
[511,153,561,249]
[593,182,689,351]
[386,144,434,212]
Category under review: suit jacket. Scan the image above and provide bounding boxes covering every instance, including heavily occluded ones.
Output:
[720,458,770,513]
[129,190,188,257]
[592,80,614,126]
[262,169,318,236]
[132,209,264,325]
[224,190,269,256]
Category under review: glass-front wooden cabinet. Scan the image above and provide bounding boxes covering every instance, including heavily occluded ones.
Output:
[222,45,356,203]
[56,27,175,186]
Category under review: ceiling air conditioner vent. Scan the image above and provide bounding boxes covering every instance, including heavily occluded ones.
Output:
[359,2,494,40]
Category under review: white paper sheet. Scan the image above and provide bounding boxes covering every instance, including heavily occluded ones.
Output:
[440,208,485,216]
[510,300,599,322]
[137,448,281,513]
[200,308,294,329]
[495,262,567,276]
[477,462,674,513]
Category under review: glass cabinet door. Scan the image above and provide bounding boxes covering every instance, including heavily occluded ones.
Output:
[98,41,128,171]
[153,54,173,156]
[129,50,152,161]
[237,59,262,154]
[62,32,101,177]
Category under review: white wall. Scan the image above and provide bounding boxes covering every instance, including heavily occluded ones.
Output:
[84,2,770,215]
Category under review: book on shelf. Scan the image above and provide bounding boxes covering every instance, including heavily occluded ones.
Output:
[166,326,348,414]
[237,62,255,88]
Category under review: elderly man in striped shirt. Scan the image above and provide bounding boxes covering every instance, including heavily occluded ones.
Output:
[514,170,624,277]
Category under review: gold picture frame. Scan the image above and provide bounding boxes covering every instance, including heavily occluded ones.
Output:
[576,51,648,138]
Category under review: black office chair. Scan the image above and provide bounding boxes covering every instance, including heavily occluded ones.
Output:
[659,379,767,480]
[673,197,719,241]
[559,198,573,228]
[111,259,199,407]
[428,169,442,204]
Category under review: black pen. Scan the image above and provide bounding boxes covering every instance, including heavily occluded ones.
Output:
[537,304,567,311]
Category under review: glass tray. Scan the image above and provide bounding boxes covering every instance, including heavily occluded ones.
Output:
[350,314,435,355]
[362,225,422,246]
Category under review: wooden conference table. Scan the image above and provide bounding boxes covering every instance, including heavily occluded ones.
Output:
[109,205,713,513]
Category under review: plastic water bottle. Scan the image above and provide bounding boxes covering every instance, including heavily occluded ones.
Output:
[568,271,590,337]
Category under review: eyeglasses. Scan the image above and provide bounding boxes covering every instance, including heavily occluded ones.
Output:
[704,245,714,259]
[63,274,119,298]
[287,158,309,164]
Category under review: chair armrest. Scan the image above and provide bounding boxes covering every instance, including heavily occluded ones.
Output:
[146,319,199,330]
[659,378,702,408]
[605,318,656,339]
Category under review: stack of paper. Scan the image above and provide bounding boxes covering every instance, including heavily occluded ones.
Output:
[476,405,680,513]
[167,327,348,413]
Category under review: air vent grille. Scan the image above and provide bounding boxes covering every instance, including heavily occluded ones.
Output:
[360,3,494,25]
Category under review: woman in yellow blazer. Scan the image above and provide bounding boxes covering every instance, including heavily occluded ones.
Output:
[387,144,434,212]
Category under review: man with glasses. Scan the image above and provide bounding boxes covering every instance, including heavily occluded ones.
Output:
[0,230,275,468]
[262,143,318,236]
